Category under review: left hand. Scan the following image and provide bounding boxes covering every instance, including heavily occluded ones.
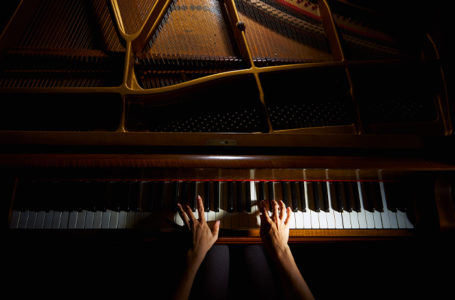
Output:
[177,195,220,262]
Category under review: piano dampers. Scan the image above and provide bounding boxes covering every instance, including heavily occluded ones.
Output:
[261,67,354,130]
[235,0,333,66]
[0,93,122,131]
[135,0,246,88]
[351,63,440,132]
[126,75,268,133]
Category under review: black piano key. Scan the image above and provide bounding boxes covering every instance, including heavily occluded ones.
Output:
[282,181,290,207]
[204,181,211,212]
[359,182,374,212]
[79,181,96,211]
[366,182,383,212]
[320,181,330,212]
[345,182,360,212]
[179,181,189,206]
[307,182,319,212]
[127,181,140,211]
[395,181,409,212]
[66,181,84,212]
[245,181,251,212]
[190,181,197,212]
[213,181,220,212]
[141,181,154,212]
[267,181,274,201]
[93,181,107,211]
[236,182,244,212]
[227,181,235,212]
[267,181,274,211]
[329,181,340,212]
[299,182,306,212]
[290,182,298,212]
[172,181,180,209]
[114,181,131,211]
[383,181,399,212]
[258,181,265,201]
[154,181,165,210]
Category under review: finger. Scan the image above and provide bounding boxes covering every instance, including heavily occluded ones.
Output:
[177,203,190,229]
[272,200,279,221]
[212,220,220,239]
[261,200,272,224]
[284,206,292,227]
[278,200,285,220]
[184,204,197,227]
[197,195,206,223]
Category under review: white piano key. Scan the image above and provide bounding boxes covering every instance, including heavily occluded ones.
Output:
[295,211,304,229]
[27,211,37,228]
[302,181,312,229]
[288,211,296,229]
[324,182,336,229]
[174,211,184,226]
[357,182,374,229]
[365,211,375,228]
[404,213,414,229]
[51,211,62,229]
[18,211,29,229]
[117,211,128,229]
[349,211,360,229]
[44,211,54,229]
[126,211,137,228]
[318,211,328,229]
[379,181,398,229]
[342,211,352,229]
[373,211,383,229]
[76,211,87,229]
[397,210,414,229]
[249,178,261,228]
[396,210,406,228]
[333,210,343,229]
[35,211,46,229]
[310,210,320,229]
[60,211,69,229]
[10,210,20,228]
[85,211,95,229]
[101,211,111,229]
[92,211,103,229]
[109,211,119,229]
[207,210,216,222]
[325,179,345,229]
[68,211,78,229]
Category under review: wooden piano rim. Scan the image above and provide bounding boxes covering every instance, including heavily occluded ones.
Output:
[7,228,415,244]
[216,229,415,243]
[1,153,454,170]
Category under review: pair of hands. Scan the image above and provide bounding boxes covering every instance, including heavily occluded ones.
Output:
[177,196,292,260]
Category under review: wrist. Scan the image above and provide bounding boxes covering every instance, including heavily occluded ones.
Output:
[186,248,206,267]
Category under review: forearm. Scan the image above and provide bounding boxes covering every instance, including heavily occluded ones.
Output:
[271,245,315,300]
[172,252,204,300]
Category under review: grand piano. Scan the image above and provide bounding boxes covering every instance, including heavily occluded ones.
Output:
[1,0,454,298]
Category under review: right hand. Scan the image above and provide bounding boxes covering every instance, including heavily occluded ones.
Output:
[259,200,292,256]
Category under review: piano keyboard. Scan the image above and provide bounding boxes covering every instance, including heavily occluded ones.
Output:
[9,177,414,231]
